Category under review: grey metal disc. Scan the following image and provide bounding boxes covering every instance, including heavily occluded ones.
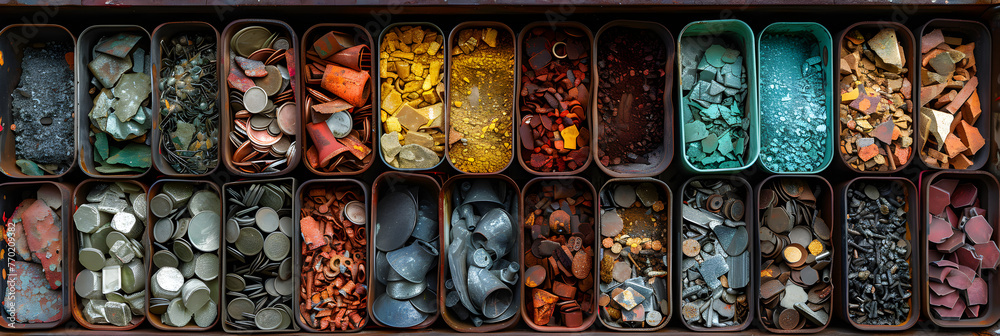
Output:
[375,191,417,252]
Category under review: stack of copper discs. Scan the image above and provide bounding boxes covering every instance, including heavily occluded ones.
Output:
[226,25,297,174]
[302,28,374,173]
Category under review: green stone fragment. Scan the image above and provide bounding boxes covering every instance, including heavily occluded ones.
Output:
[718,132,734,155]
[105,143,151,168]
[111,73,152,124]
[94,164,146,174]
[705,45,726,68]
[16,159,45,176]
[95,132,110,161]
[172,121,196,150]
[685,121,709,142]
[702,133,719,153]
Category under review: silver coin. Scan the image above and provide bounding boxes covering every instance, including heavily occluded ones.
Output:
[255,207,279,233]
[263,232,289,261]
[243,86,268,114]
[226,219,241,244]
[195,253,220,281]
[254,307,282,330]
[236,227,264,256]
[189,211,221,252]
[227,297,254,320]
[189,190,221,217]
[153,218,175,244]
[277,217,293,237]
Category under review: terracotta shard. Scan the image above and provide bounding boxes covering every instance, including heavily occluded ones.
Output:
[944,206,959,228]
[955,120,985,156]
[871,120,894,144]
[921,29,945,54]
[228,64,256,93]
[965,277,988,306]
[944,77,977,114]
[965,304,980,318]
[961,91,981,124]
[235,56,268,77]
[945,265,975,290]
[20,200,62,289]
[300,216,327,250]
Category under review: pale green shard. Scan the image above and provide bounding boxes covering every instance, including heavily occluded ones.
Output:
[172,121,196,151]
[111,73,151,124]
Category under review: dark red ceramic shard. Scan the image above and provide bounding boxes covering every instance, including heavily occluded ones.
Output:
[929,217,954,243]
[964,215,993,244]
[954,246,982,272]
[933,179,960,195]
[932,259,960,268]
[945,206,958,228]
[950,183,978,208]
[965,277,988,306]
[934,297,966,319]
[936,230,965,253]
[928,249,945,263]
[930,290,961,307]
[930,281,956,296]
[928,264,952,283]
[927,185,952,216]
[976,241,1000,270]
[965,304,980,318]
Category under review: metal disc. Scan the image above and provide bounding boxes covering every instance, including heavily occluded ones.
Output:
[278,258,292,280]
[263,232,290,261]
[255,207,279,233]
[225,273,245,292]
[278,217,294,236]
[188,190,221,217]
[375,191,417,252]
[153,250,180,268]
[226,219,240,244]
[236,227,264,256]
[243,86,268,113]
[153,218,175,244]
[195,253,220,281]
[255,307,282,330]
[189,211,221,252]
[150,194,174,218]
[227,297,254,320]
[173,239,195,263]
[274,276,293,296]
